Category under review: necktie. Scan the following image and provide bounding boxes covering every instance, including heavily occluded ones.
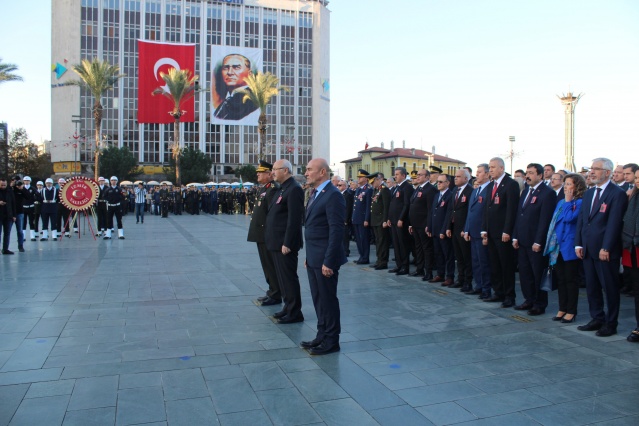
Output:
[455,188,461,204]
[523,187,533,208]
[590,187,601,217]
[306,188,317,210]
[491,182,498,200]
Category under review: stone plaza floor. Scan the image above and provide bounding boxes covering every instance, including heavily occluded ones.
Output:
[0,211,638,426]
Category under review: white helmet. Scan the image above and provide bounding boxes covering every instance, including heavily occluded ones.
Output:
[36,181,44,186]
[45,178,53,184]
[98,176,105,181]
[110,176,118,182]
[23,176,31,182]
[58,178,66,184]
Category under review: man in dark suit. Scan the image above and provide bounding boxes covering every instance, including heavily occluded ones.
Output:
[248,160,281,306]
[301,158,347,355]
[575,157,628,336]
[338,180,354,257]
[464,164,492,298]
[482,157,521,308]
[266,159,305,324]
[388,167,414,275]
[512,163,556,315]
[428,174,455,285]
[351,169,373,264]
[369,173,391,270]
[409,169,436,278]
[446,169,473,290]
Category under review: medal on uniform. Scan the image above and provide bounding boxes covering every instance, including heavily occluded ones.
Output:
[478,196,483,203]
[396,192,400,198]
[276,196,282,204]
[418,192,422,198]
[531,196,537,204]
[461,195,466,202]
[494,195,500,205]
[600,203,607,213]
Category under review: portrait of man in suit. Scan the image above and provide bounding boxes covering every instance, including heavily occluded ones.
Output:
[302,158,347,355]
[211,51,260,122]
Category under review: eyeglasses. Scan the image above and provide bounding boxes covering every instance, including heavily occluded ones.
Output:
[590,167,609,172]
[273,167,286,171]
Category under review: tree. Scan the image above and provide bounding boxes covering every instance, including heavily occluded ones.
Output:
[0,58,23,85]
[235,164,257,184]
[236,72,289,161]
[99,146,143,181]
[66,58,125,180]
[7,128,53,180]
[152,68,198,187]
[163,147,212,184]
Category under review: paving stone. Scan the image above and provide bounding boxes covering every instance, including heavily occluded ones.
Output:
[62,407,116,426]
[68,375,118,410]
[165,397,219,426]
[116,387,166,425]
[10,394,69,426]
[0,384,29,425]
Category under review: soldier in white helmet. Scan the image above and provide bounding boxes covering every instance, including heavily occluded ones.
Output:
[35,181,44,239]
[55,178,71,240]
[40,178,58,241]
[104,176,125,239]
[96,177,108,237]
[21,176,39,241]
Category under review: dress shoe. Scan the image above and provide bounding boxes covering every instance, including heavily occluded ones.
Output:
[309,342,340,355]
[527,307,545,316]
[409,270,424,277]
[257,295,269,302]
[448,281,462,288]
[277,315,304,324]
[561,314,576,323]
[356,260,370,265]
[272,311,286,319]
[442,279,454,286]
[300,339,322,349]
[577,320,603,332]
[460,286,472,293]
[466,289,482,295]
[2,250,14,255]
[429,276,445,283]
[514,302,533,311]
[423,272,434,281]
[484,295,504,303]
[260,297,282,306]
[595,325,617,337]
[395,269,408,276]
[627,329,639,343]
[389,268,400,273]
[18,246,25,253]
[478,293,491,300]
[501,299,515,308]
[375,264,388,270]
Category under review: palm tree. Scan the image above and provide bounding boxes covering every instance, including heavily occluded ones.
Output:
[0,58,23,84]
[236,72,289,161]
[152,68,198,187]
[67,58,124,180]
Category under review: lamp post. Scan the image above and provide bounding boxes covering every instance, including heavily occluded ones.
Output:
[508,136,515,174]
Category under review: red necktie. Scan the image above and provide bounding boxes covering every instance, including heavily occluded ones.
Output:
[491,183,498,200]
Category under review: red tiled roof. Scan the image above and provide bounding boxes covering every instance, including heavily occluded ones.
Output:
[341,147,465,164]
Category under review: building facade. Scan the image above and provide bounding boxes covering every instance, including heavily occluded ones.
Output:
[342,146,466,180]
[51,0,330,177]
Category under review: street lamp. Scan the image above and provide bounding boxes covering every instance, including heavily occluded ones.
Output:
[508,136,515,174]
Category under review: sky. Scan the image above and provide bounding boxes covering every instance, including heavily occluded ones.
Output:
[1,0,638,178]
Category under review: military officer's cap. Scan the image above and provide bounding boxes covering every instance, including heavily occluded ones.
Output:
[357,169,369,177]
[429,165,443,174]
[365,172,378,184]
[410,170,418,179]
[256,160,273,173]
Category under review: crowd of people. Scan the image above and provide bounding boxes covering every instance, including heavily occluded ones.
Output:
[2,156,638,349]
[327,158,638,344]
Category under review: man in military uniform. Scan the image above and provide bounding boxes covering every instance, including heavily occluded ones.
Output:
[248,160,281,306]
[40,178,58,241]
[368,173,391,270]
[104,176,125,239]
[21,176,39,241]
[96,177,108,237]
[351,169,373,264]
[159,183,170,218]
[211,187,219,214]
[56,178,72,240]
[33,181,44,239]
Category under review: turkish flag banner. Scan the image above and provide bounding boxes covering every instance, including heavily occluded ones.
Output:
[138,40,196,124]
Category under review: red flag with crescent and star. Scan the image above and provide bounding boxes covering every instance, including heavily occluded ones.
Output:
[138,40,196,124]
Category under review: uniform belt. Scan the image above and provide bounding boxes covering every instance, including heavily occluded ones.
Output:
[108,203,120,206]
[23,204,35,208]
[43,200,56,203]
